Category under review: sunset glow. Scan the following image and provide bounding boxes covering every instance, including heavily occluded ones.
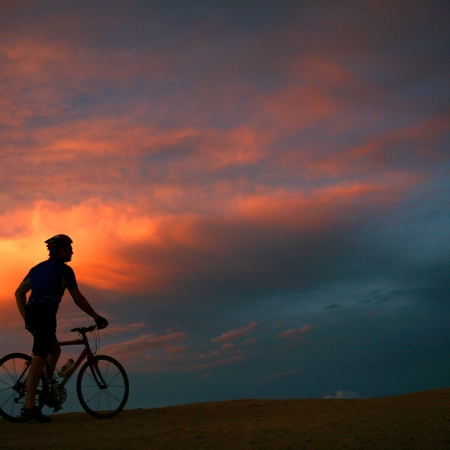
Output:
[1,1,449,410]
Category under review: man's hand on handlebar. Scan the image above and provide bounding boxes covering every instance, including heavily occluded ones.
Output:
[95,315,109,329]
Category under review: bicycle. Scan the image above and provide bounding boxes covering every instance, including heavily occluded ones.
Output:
[0,325,129,422]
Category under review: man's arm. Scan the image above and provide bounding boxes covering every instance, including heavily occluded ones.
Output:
[68,286,100,319]
[15,280,31,319]
[68,287,108,328]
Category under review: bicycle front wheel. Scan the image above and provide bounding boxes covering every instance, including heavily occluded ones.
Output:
[77,355,129,419]
[0,353,46,422]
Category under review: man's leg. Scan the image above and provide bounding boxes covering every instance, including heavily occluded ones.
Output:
[20,354,52,422]
[20,306,55,421]
[44,344,61,380]
[24,355,46,409]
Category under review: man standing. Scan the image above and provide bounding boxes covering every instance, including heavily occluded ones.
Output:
[15,234,108,422]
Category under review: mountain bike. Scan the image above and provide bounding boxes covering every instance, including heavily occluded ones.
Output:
[0,325,129,422]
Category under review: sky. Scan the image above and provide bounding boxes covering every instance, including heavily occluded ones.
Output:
[0,0,449,410]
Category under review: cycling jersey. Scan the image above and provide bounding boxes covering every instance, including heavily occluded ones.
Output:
[24,257,78,312]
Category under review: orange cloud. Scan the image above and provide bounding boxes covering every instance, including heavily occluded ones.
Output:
[197,126,271,169]
[221,343,235,350]
[210,322,258,343]
[231,175,421,235]
[0,35,167,88]
[277,326,316,339]
[261,84,336,132]
[0,152,424,304]
[101,331,186,359]
[0,200,167,299]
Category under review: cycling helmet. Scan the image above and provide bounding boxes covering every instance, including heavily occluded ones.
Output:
[45,234,73,250]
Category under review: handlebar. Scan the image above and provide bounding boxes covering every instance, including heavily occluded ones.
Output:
[70,325,98,334]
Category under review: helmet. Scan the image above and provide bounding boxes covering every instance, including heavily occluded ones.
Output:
[45,234,73,250]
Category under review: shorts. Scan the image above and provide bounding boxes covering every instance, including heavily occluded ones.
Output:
[25,304,58,358]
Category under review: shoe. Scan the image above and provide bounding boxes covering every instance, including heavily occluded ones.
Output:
[18,406,51,423]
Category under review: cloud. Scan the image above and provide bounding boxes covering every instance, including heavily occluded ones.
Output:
[325,304,340,309]
[181,356,249,373]
[277,326,316,340]
[269,369,300,380]
[200,350,219,360]
[221,343,235,350]
[101,332,186,359]
[211,322,258,343]
[0,157,434,306]
[241,338,257,346]
[324,391,364,400]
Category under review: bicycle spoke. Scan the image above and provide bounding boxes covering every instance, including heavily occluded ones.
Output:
[0,382,14,390]
[103,389,122,405]
[85,389,102,405]
[104,371,120,385]
[84,386,115,412]
[77,355,128,418]
[8,393,19,416]
[1,363,17,385]
[96,390,102,411]
[85,367,96,382]
[103,361,110,379]
[105,391,112,411]
[1,391,15,409]
[80,383,99,388]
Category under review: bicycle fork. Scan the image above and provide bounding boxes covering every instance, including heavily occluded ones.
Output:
[87,356,107,389]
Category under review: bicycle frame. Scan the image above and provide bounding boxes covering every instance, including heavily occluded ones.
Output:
[13,328,105,398]
[56,332,105,388]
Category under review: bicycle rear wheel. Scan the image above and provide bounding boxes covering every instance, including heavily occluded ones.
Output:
[0,353,46,422]
[77,355,129,419]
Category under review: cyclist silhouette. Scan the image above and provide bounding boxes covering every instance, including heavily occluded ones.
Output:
[15,234,108,422]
